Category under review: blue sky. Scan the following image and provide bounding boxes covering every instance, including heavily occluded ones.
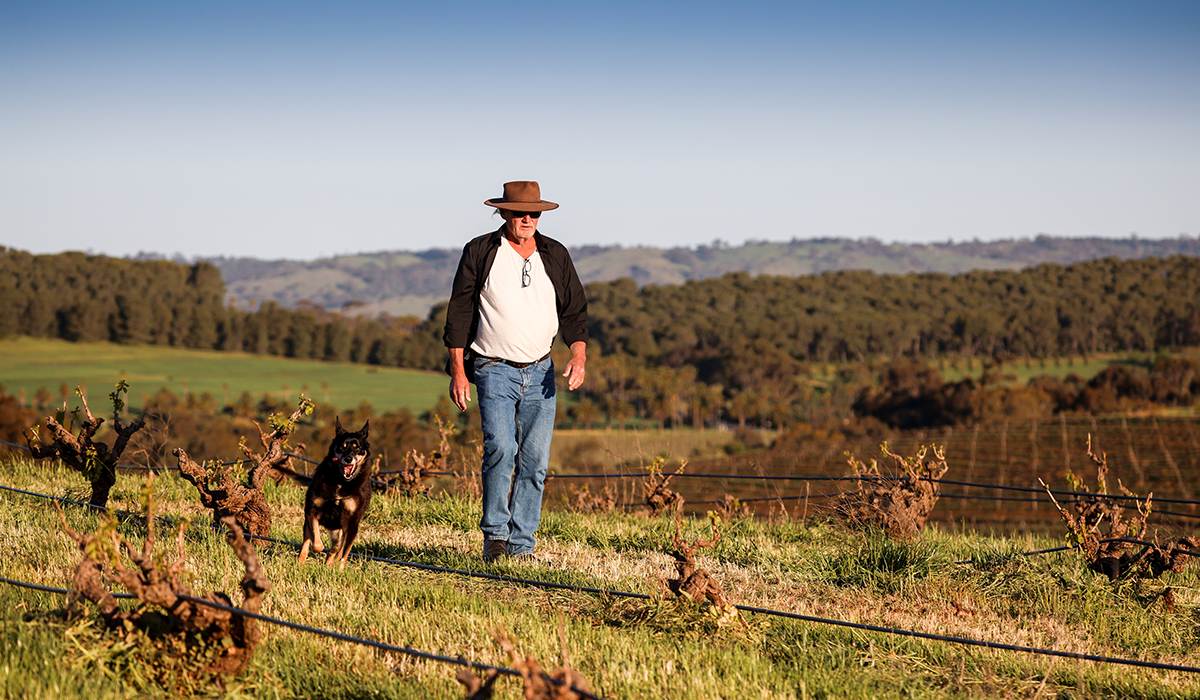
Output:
[2,1,1197,260]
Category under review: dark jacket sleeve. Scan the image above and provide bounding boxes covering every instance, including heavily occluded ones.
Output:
[541,236,589,347]
[443,239,482,349]
[557,253,588,346]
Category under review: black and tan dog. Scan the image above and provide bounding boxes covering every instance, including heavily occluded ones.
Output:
[279,417,373,569]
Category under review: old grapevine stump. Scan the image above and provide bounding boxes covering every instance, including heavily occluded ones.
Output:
[24,382,144,508]
[838,443,948,539]
[643,458,686,515]
[668,516,731,608]
[58,474,270,677]
[1041,435,1164,581]
[175,398,312,543]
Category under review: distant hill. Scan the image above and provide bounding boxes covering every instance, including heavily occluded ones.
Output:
[199,235,1200,318]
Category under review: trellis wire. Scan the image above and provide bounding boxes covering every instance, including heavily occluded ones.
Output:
[0,575,603,700]
[3,482,1199,677]
[6,438,1199,520]
[6,438,1199,508]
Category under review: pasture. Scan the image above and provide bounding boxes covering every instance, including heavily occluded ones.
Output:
[0,336,447,415]
[2,455,1199,698]
[937,352,1134,385]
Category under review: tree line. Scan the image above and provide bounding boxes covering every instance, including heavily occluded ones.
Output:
[4,247,1200,431]
[575,255,1200,430]
[0,248,444,369]
[587,255,1200,372]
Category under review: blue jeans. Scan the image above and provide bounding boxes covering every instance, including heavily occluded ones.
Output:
[473,354,557,555]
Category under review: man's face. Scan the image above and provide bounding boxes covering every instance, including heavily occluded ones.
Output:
[503,210,540,242]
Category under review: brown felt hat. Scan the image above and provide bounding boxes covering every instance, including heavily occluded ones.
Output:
[484,181,559,212]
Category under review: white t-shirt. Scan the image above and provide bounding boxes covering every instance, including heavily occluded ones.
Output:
[470,242,559,363]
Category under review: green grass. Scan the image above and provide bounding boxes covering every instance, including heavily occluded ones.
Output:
[2,457,1199,698]
[0,336,447,414]
[936,351,1152,385]
[804,350,1166,388]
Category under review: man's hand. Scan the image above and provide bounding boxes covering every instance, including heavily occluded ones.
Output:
[562,341,587,391]
[448,348,471,411]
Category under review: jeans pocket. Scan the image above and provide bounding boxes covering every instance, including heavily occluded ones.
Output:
[538,360,557,398]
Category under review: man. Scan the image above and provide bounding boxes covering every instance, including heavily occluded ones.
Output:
[444,181,588,562]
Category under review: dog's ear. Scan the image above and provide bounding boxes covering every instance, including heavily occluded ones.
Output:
[335,416,346,435]
[358,420,369,439]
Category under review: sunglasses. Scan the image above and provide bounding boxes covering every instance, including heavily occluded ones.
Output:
[508,210,541,219]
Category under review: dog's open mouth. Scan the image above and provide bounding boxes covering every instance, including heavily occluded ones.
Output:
[335,453,366,479]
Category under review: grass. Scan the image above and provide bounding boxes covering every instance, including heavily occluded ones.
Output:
[802,350,1170,387]
[0,336,447,415]
[936,351,1162,385]
[2,456,1199,699]
[548,428,738,474]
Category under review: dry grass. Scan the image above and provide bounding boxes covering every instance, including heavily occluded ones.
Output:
[2,456,1200,699]
[548,428,737,473]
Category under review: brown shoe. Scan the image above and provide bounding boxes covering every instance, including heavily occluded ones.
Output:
[483,539,508,562]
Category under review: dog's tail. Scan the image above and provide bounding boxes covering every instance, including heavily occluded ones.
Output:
[269,464,313,487]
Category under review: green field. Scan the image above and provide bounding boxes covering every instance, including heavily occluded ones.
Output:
[936,351,1152,385]
[0,336,448,414]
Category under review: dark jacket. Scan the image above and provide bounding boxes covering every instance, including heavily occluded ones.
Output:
[442,226,589,353]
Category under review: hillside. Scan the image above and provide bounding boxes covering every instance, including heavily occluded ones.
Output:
[0,336,447,415]
[201,235,1200,317]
